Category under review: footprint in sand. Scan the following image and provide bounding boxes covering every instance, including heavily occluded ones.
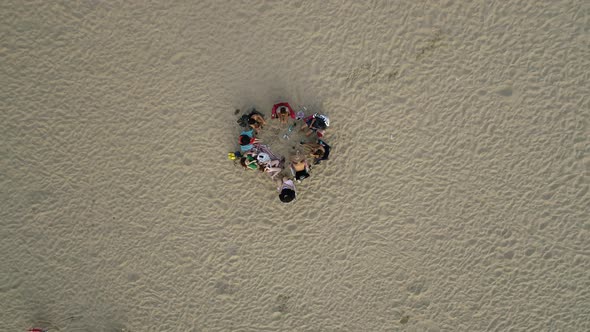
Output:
[496,86,513,97]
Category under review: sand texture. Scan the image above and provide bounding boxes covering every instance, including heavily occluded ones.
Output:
[1,0,589,331]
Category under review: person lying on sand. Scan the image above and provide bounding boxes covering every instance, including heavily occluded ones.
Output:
[276,176,296,203]
[239,151,283,178]
[248,115,265,133]
[256,152,281,167]
[237,109,267,132]
[300,139,331,165]
[255,152,283,179]
[246,110,267,133]
[240,152,259,170]
[263,164,283,179]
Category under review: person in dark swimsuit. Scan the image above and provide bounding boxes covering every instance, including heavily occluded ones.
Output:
[301,139,331,165]
[290,154,310,182]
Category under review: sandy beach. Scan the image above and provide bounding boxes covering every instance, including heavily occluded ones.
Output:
[1,0,588,331]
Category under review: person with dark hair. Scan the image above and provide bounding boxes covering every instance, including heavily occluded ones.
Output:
[301,113,330,137]
[250,112,266,127]
[237,109,267,131]
[239,152,259,170]
[248,114,266,132]
[278,106,290,126]
[301,139,331,165]
[271,102,295,127]
[276,176,296,203]
[255,145,285,179]
[238,129,260,152]
[290,153,311,182]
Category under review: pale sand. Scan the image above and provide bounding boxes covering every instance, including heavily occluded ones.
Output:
[1,1,589,331]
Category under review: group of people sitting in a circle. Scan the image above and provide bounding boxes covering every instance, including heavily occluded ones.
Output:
[230,102,331,203]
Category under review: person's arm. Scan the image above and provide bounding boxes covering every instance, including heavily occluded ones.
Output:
[303,143,320,155]
[265,166,282,173]
[254,114,267,125]
[312,146,326,164]
[316,145,325,156]
[271,105,278,119]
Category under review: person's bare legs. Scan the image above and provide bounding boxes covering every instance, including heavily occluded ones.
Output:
[300,121,312,135]
[266,167,282,179]
[266,166,282,173]
[253,114,266,127]
[275,177,283,188]
[268,159,281,167]
[249,124,260,134]
[301,143,321,155]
